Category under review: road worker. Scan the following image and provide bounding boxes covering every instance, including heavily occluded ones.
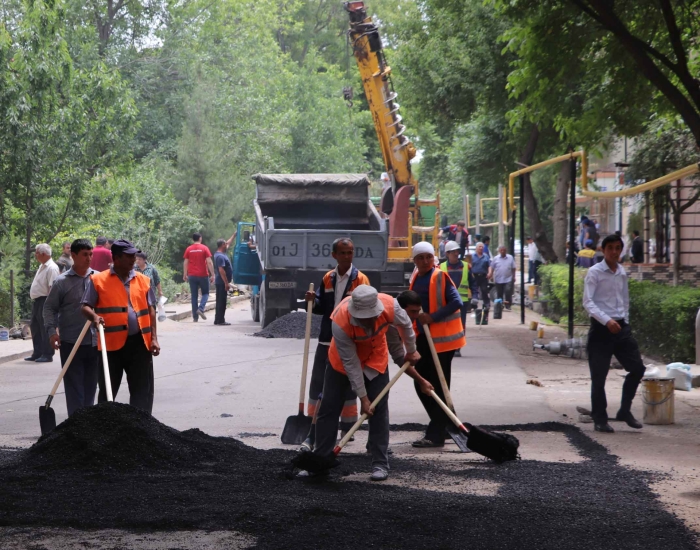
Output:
[440,240,472,356]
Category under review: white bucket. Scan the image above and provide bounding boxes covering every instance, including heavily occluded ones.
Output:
[641,378,675,425]
[0,326,9,342]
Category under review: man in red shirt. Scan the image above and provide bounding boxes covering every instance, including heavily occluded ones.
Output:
[183,233,215,322]
[90,236,113,272]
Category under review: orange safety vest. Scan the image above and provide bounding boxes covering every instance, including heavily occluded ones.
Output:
[409,268,466,353]
[328,293,395,376]
[92,270,153,352]
[322,268,369,299]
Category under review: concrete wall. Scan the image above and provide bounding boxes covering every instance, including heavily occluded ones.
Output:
[625,263,700,284]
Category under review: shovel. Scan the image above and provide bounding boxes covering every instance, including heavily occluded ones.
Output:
[39,320,91,435]
[430,390,520,463]
[97,323,114,402]
[293,361,411,473]
[281,283,315,445]
[422,321,470,453]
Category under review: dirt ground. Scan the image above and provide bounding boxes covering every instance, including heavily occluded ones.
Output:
[492,308,700,535]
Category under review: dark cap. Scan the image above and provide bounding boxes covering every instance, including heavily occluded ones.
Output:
[111,239,140,255]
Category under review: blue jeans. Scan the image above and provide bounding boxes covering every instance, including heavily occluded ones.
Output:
[189,276,210,319]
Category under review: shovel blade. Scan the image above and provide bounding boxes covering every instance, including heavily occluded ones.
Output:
[445,424,470,453]
[39,406,56,435]
[466,424,520,463]
[281,413,313,445]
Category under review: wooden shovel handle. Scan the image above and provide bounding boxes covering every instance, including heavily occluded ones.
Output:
[422,321,455,410]
[97,324,114,402]
[335,362,411,452]
[46,320,92,406]
[429,390,469,434]
[298,283,314,412]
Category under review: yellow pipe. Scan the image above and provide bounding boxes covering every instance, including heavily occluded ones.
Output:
[581,163,700,198]
[480,196,518,219]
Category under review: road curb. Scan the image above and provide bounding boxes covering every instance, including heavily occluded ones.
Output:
[0,348,33,366]
[167,294,249,321]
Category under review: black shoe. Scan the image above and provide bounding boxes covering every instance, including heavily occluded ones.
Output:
[214,322,231,326]
[616,412,643,429]
[35,356,53,363]
[24,356,40,361]
[454,349,462,357]
[594,422,615,433]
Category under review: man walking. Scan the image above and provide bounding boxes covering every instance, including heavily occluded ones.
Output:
[300,238,369,451]
[56,242,73,273]
[82,239,160,413]
[488,245,516,310]
[583,234,645,433]
[439,220,469,259]
[306,285,421,481]
[90,236,113,272]
[183,233,215,322]
[470,242,491,309]
[214,235,236,326]
[526,237,536,283]
[26,244,60,363]
[440,241,472,356]
[630,230,644,263]
[482,235,491,259]
[44,239,98,415]
[409,242,466,448]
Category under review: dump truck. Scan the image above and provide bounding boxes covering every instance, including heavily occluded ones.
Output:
[233,173,388,327]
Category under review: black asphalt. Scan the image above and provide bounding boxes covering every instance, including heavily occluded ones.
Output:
[0,404,696,550]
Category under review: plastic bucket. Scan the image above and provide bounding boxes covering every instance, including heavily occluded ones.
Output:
[0,326,8,341]
[641,378,675,425]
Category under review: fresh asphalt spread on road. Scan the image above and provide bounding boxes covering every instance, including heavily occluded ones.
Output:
[0,303,697,549]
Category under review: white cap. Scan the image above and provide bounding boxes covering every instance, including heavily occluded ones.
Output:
[444,241,460,253]
[412,241,435,258]
[381,172,390,181]
[347,285,384,319]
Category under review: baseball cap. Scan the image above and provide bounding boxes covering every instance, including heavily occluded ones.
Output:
[111,239,140,255]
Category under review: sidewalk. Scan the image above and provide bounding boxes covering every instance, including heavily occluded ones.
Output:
[0,295,249,365]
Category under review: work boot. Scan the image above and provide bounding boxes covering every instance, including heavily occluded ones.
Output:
[615,411,643,429]
[299,437,314,452]
[370,467,388,482]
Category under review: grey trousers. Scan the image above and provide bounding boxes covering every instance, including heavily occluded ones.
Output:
[31,297,54,358]
[60,342,99,416]
[314,364,390,471]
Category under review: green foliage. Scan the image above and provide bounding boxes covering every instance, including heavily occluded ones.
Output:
[539,264,700,362]
[0,233,25,326]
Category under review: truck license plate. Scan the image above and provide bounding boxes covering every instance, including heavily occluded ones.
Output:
[268,282,296,289]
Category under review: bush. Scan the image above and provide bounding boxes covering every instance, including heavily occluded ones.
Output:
[539,264,700,362]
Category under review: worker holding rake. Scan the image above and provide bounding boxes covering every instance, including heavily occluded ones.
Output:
[300,285,427,482]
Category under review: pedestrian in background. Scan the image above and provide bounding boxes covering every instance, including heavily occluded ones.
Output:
[183,232,215,322]
[26,244,60,363]
[526,236,536,283]
[576,239,597,268]
[439,220,469,259]
[440,241,472,356]
[214,235,236,326]
[56,242,73,273]
[135,252,163,299]
[44,239,98,416]
[470,242,491,309]
[482,235,491,259]
[582,233,644,433]
[82,239,160,413]
[90,236,113,272]
[630,230,644,263]
[529,239,543,286]
[488,245,516,310]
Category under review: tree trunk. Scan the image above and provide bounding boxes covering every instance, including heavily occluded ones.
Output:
[24,192,33,272]
[673,207,681,286]
[551,161,570,263]
[519,125,557,262]
[653,189,666,263]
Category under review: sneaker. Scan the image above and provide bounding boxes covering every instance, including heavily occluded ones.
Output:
[299,438,314,452]
[296,469,328,479]
[198,308,207,320]
[370,467,389,482]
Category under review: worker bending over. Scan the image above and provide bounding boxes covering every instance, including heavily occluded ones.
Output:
[409,242,466,448]
[307,285,428,482]
[301,238,370,451]
[82,239,160,413]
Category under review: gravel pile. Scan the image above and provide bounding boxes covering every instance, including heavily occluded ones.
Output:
[0,418,696,549]
[253,311,322,339]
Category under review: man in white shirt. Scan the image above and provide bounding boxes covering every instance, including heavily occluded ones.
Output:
[488,246,516,310]
[26,243,60,363]
[583,234,645,433]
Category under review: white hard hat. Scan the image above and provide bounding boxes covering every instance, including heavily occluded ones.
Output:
[381,172,389,181]
[444,241,461,253]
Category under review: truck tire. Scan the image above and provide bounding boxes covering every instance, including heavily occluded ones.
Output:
[250,294,260,322]
[259,285,278,328]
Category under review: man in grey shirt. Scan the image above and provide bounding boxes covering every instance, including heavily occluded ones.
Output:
[306,285,429,482]
[488,245,516,310]
[43,239,99,416]
[583,233,645,433]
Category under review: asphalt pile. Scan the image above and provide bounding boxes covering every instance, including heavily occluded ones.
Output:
[252,311,322,339]
[0,419,696,549]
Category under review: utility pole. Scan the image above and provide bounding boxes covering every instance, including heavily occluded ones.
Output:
[475,192,481,238]
[498,184,505,248]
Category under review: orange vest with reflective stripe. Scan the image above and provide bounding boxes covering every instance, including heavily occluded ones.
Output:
[328,293,395,376]
[410,268,466,353]
[92,270,153,352]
